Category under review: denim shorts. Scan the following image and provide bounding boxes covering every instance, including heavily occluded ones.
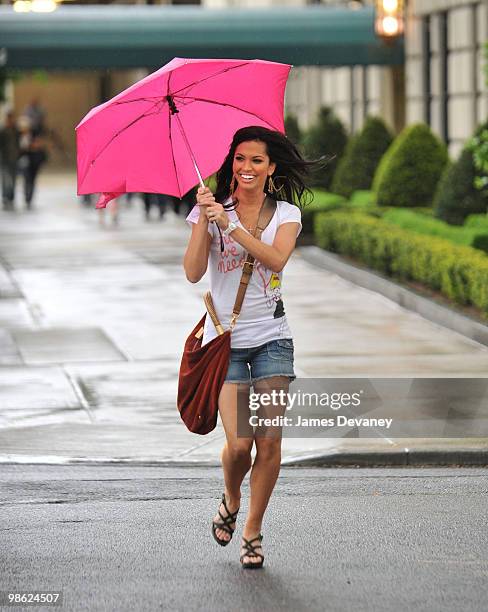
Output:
[224,338,296,385]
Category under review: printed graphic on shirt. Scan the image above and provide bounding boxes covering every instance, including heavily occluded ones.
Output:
[217,234,246,274]
[256,266,285,319]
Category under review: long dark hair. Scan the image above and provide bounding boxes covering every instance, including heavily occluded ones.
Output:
[214,125,324,209]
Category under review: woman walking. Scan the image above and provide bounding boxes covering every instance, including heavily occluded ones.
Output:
[18,116,47,210]
[183,125,315,569]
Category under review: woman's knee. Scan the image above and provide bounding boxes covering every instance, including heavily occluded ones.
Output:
[225,439,253,463]
[255,437,282,461]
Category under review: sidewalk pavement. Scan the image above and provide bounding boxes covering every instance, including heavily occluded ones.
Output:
[0,172,487,467]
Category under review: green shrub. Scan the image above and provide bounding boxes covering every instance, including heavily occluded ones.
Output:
[302,107,348,190]
[331,116,393,198]
[349,190,376,207]
[301,190,347,234]
[465,213,488,229]
[314,211,488,315]
[284,114,302,148]
[380,208,488,253]
[473,235,488,252]
[433,139,488,225]
[414,207,435,217]
[373,123,448,208]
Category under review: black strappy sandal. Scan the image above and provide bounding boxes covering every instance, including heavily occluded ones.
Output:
[211,493,240,547]
[240,534,264,569]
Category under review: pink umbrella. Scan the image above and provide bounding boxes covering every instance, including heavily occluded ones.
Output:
[76,57,291,208]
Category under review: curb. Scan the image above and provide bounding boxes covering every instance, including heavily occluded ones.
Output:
[1,450,487,468]
[298,246,488,348]
[281,449,488,468]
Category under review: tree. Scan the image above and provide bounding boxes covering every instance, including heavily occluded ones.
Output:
[468,42,488,195]
[434,124,488,224]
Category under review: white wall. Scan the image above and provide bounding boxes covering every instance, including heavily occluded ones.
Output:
[407,0,488,157]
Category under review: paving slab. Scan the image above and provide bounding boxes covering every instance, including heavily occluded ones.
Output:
[11,327,126,365]
[0,298,35,328]
[0,366,85,428]
[0,329,22,365]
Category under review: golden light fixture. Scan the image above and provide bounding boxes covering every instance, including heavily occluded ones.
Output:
[13,0,32,12]
[375,0,404,38]
[12,0,60,12]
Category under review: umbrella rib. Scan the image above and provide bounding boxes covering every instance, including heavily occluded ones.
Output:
[110,64,250,106]
[168,62,250,98]
[113,96,165,106]
[174,95,281,130]
[109,64,251,107]
[167,70,182,197]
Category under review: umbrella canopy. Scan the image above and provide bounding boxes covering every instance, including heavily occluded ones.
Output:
[76,57,291,207]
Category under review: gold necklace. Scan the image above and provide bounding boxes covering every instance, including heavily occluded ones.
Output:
[235,196,265,233]
[236,209,259,233]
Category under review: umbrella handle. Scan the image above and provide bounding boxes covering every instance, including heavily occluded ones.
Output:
[173,113,205,191]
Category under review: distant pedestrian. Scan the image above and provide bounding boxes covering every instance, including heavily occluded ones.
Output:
[23,97,46,137]
[142,193,166,221]
[98,197,119,227]
[18,115,48,210]
[179,186,198,217]
[0,111,20,211]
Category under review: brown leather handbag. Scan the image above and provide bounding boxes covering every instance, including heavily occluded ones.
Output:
[177,196,277,435]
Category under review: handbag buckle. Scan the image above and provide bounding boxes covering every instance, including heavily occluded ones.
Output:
[229,313,239,331]
[242,261,254,275]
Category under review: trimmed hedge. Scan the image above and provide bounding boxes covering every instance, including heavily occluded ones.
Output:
[373,123,448,208]
[331,116,393,198]
[349,190,376,207]
[314,211,488,316]
[380,208,488,253]
[301,191,347,234]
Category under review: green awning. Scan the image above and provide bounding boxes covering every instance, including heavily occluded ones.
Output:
[0,5,404,70]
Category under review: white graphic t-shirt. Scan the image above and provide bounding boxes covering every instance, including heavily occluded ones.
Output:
[186,197,302,348]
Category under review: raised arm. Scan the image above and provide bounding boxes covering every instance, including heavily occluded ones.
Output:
[183,202,212,283]
[228,222,299,273]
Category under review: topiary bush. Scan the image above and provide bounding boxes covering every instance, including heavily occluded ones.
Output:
[302,106,348,190]
[284,114,302,149]
[433,123,488,225]
[373,123,448,208]
[331,116,393,198]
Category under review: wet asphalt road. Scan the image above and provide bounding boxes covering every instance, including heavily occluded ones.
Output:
[1,465,487,612]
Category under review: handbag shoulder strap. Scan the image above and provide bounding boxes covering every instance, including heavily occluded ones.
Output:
[229,196,277,330]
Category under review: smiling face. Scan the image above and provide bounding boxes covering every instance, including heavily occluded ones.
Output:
[232,140,276,197]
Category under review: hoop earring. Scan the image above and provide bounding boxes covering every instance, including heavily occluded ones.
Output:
[267,174,276,194]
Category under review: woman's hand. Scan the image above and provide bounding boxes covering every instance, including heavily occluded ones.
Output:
[197,186,229,230]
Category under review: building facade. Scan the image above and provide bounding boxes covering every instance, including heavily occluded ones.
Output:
[406,0,488,156]
[6,0,487,164]
[279,0,488,156]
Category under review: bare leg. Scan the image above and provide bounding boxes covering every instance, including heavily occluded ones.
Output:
[212,382,253,543]
[241,376,289,564]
